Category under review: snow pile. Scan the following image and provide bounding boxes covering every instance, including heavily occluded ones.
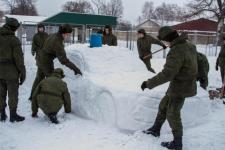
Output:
[1,44,224,150]
[4,15,47,25]
[52,44,212,131]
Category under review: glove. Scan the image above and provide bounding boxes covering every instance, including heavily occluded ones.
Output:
[139,56,144,61]
[199,78,208,90]
[216,65,219,71]
[141,81,147,91]
[32,112,38,118]
[162,44,167,49]
[32,51,35,56]
[216,59,219,71]
[19,68,26,85]
[74,68,82,76]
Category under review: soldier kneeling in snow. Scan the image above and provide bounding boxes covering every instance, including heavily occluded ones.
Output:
[31,68,71,124]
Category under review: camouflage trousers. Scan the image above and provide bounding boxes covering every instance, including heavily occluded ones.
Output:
[37,95,63,116]
[220,66,225,82]
[30,67,53,99]
[142,57,152,71]
[0,79,19,111]
[154,95,185,138]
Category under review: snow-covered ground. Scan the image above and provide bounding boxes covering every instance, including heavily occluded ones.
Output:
[1,43,225,150]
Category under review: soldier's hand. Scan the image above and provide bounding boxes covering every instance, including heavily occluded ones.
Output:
[32,51,35,56]
[216,65,219,71]
[74,69,82,76]
[141,81,147,91]
[19,68,26,85]
[162,44,167,49]
[32,112,38,118]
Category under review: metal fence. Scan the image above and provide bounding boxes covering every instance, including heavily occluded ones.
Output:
[17,22,218,57]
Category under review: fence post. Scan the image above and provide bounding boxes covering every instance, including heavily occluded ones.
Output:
[126,31,129,48]
[129,27,133,50]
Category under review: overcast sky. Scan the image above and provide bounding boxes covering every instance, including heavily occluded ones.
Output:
[36,0,188,23]
[2,0,188,23]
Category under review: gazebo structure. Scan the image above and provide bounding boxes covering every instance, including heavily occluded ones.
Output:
[42,12,117,43]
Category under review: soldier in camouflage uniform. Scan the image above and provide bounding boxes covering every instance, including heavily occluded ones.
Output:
[32,68,71,124]
[29,24,48,100]
[197,52,209,90]
[141,27,198,150]
[103,25,117,46]
[30,24,82,98]
[0,17,26,122]
[216,37,225,83]
[137,29,166,73]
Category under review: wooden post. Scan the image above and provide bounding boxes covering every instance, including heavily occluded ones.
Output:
[82,25,86,43]
[72,28,75,44]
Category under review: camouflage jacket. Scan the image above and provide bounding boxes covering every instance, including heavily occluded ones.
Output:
[0,26,26,80]
[146,33,198,98]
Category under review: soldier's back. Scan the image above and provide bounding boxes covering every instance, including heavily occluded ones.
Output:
[0,27,21,80]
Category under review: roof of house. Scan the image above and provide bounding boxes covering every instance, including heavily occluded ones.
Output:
[4,14,47,25]
[172,18,222,32]
[136,19,160,28]
[42,12,117,26]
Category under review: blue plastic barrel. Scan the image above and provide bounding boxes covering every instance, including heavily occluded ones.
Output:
[90,34,102,48]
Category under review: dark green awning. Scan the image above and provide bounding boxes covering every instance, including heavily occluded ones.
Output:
[42,12,117,27]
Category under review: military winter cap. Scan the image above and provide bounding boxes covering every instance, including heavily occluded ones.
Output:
[52,68,65,78]
[37,23,45,29]
[105,25,111,29]
[59,24,73,34]
[5,17,20,31]
[138,29,146,35]
[158,26,179,42]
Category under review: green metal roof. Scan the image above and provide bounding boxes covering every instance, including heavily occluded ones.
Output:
[42,12,117,26]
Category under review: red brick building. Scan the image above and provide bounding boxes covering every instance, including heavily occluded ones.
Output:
[172,18,224,44]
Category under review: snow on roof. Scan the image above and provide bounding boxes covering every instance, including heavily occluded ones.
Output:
[136,19,182,28]
[172,18,221,32]
[152,19,182,26]
[4,15,47,25]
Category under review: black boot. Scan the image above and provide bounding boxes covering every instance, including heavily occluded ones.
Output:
[143,123,162,137]
[49,113,59,124]
[161,137,183,150]
[10,110,25,123]
[28,96,32,101]
[0,109,7,122]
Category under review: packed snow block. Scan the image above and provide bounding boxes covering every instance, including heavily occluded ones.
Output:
[59,44,212,131]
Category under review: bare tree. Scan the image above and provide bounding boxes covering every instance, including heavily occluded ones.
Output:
[0,9,4,22]
[186,0,225,50]
[3,0,38,15]
[117,19,132,31]
[137,1,187,25]
[2,0,16,14]
[142,1,154,20]
[91,0,106,14]
[108,0,123,18]
[152,3,187,24]
[63,0,94,14]
[91,0,123,17]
